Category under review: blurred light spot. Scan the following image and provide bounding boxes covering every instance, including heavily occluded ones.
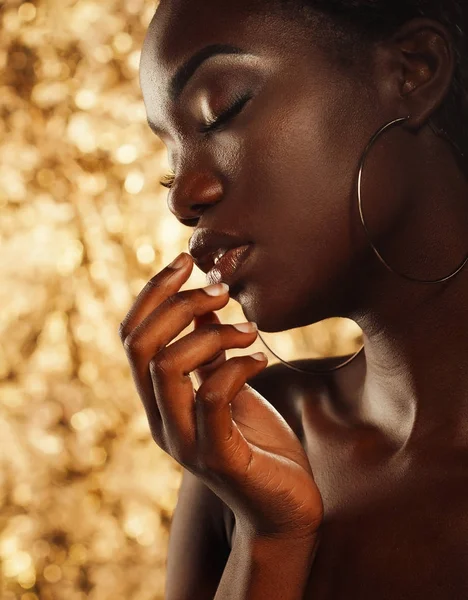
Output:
[136,243,155,265]
[39,58,63,79]
[1,386,24,408]
[43,564,62,583]
[126,0,145,15]
[18,568,36,589]
[98,130,118,151]
[3,551,32,577]
[90,447,107,466]
[32,82,69,109]
[76,323,95,343]
[36,169,55,188]
[110,281,131,309]
[47,312,68,342]
[124,170,144,194]
[18,3,37,22]
[32,541,50,558]
[142,4,157,27]
[133,104,147,123]
[102,205,123,233]
[90,260,108,281]
[75,89,97,110]
[0,537,18,557]
[1,166,26,202]
[21,593,39,600]
[158,215,183,246]
[22,372,48,400]
[136,530,155,546]
[67,114,97,153]
[13,484,32,507]
[78,173,107,195]
[124,515,144,539]
[3,12,20,32]
[127,50,141,71]
[93,45,113,63]
[116,144,137,164]
[69,544,88,565]
[56,239,84,276]
[36,434,64,456]
[71,408,97,431]
[113,32,132,54]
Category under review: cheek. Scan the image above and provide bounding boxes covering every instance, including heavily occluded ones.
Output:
[232,87,375,324]
[245,88,360,249]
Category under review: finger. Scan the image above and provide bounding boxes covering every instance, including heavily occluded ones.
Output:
[124,284,231,369]
[149,323,259,460]
[122,284,230,434]
[193,312,227,384]
[118,252,193,341]
[194,354,268,477]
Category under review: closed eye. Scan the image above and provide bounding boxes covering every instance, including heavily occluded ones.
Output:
[159,93,253,190]
[199,92,252,134]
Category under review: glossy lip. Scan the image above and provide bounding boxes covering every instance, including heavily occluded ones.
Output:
[206,244,253,286]
[189,229,251,275]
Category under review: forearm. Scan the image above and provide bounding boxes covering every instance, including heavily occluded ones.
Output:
[214,531,319,600]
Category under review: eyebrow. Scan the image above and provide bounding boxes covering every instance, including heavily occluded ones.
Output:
[147,43,248,134]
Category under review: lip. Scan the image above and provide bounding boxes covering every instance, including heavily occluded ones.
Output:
[189,229,251,274]
[206,244,253,286]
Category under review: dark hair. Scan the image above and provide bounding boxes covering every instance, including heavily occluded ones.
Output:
[277,0,468,162]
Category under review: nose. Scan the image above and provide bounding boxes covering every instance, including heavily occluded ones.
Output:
[167,171,223,226]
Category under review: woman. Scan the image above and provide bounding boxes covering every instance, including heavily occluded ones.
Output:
[119,0,468,598]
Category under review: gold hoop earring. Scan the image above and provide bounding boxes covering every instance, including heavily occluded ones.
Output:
[257,115,468,375]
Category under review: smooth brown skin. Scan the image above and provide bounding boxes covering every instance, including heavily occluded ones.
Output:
[123,0,468,597]
[118,259,322,542]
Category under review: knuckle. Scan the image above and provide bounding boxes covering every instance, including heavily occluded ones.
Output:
[144,276,162,291]
[123,330,142,355]
[149,354,174,378]
[195,323,222,346]
[196,387,224,407]
[203,323,222,337]
[118,321,129,341]
[166,291,189,311]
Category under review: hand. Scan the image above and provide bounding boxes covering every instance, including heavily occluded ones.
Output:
[119,253,324,542]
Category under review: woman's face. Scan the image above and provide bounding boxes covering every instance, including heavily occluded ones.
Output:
[140,0,402,332]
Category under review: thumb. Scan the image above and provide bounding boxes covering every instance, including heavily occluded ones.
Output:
[193,311,227,385]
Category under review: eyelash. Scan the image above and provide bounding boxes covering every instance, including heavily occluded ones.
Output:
[159,94,252,190]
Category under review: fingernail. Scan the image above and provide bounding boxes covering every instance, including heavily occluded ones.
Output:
[250,352,268,362]
[168,253,187,269]
[202,283,230,296]
[232,322,258,333]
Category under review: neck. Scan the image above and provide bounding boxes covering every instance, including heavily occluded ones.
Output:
[359,270,468,446]
[349,154,468,454]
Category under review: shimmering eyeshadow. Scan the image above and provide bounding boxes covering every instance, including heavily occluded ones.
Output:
[158,94,252,190]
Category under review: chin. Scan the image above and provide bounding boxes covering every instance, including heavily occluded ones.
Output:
[232,275,345,332]
[232,286,318,333]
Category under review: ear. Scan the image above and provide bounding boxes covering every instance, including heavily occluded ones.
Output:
[381,17,456,129]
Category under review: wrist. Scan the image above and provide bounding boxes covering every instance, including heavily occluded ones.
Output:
[236,528,320,566]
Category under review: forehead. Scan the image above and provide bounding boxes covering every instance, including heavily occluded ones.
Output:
[140,0,302,107]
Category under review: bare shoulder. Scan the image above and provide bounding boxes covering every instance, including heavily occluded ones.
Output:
[246,354,362,440]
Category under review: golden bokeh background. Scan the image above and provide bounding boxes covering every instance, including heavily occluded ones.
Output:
[0,1,362,598]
